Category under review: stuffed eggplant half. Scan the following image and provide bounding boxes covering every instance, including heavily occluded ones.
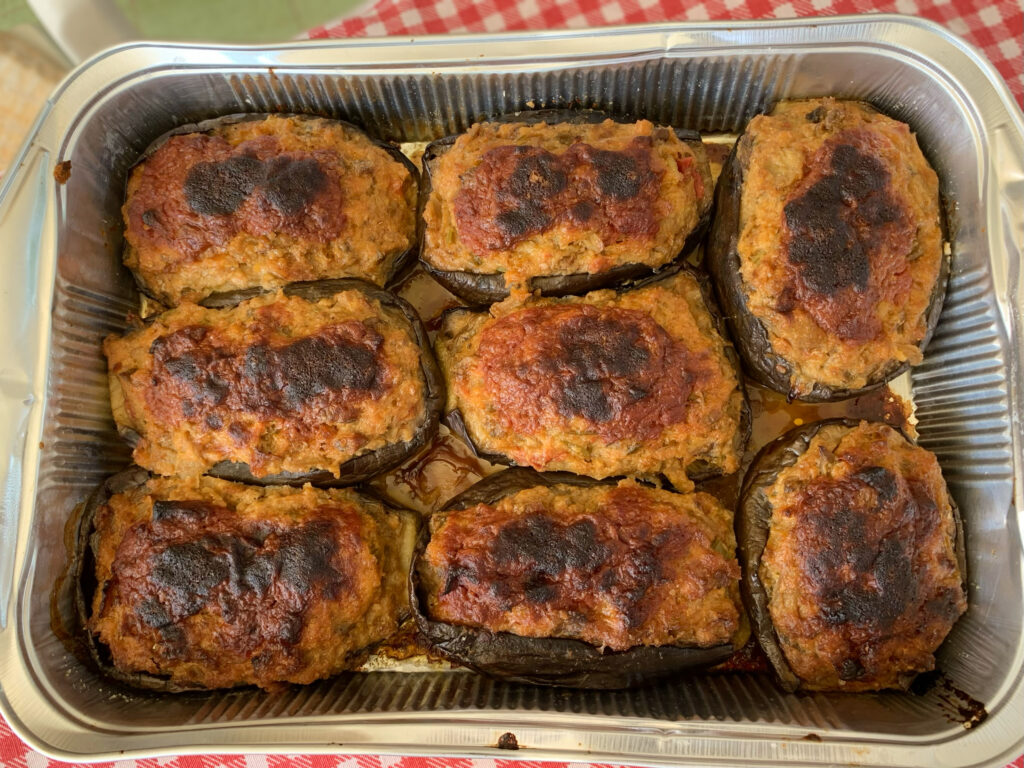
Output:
[420,110,713,304]
[72,468,418,691]
[123,113,419,306]
[105,279,444,486]
[738,419,966,692]
[435,268,748,491]
[412,469,745,688]
[707,98,947,401]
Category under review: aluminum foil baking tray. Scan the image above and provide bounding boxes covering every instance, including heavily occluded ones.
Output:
[0,15,1022,767]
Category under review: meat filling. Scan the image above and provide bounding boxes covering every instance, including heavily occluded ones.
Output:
[781,130,915,341]
[87,477,413,690]
[105,290,427,479]
[475,304,699,444]
[422,482,741,650]
[107,504,358,660]
[435,270,747,489]
[145,321,387,428]
[760,422,966,690]
[127,134,346,263]
[454,137,660,252]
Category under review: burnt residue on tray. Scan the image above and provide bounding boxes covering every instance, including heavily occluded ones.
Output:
[370,427,500,516]
[496,732,520,750]
[54,160,72,184]
[910,671,988,729]
[711,638,770,675]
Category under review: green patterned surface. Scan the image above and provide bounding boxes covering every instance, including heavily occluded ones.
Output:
[0,0,360,41]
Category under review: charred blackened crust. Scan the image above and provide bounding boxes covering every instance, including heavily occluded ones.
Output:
[706,113,951,403]
[66,466,419,692]
[118,278,445,487]
[440,265,750,487]
[124,112,420,301]
[418,109,712,306]
[736,419,967,692]
[67,467,203,692]
[410,468,737,688]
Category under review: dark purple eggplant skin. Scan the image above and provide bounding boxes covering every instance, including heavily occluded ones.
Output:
[411,467,740,689]
[125,112,420,302]
[705,123,950,403]
[418,109,713,306]
[736,418,968,692]
[440,265,751,489]
[119,278,445,488]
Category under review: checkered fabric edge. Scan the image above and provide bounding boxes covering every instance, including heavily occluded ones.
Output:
[3,718,1024,768]
[0,719,650,768]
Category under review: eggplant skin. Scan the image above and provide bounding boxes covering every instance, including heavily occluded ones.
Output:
[706,101,949,402]
[411,468,740,689]
[112,278,445,487]
[70,467,419,692]
[419,109,713,305]
[737,419,967,692]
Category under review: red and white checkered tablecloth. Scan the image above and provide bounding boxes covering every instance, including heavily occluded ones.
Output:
[2,0,1021,766]
[307,0,1023,107]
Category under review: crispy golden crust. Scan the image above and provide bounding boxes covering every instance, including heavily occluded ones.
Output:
[436,271,745,490]
[736,99,943,395]
[423,120,711,287]
[760,422,965,691]
[89,476,412,690]
[123,115,417,305]
[104,289,426,479]
[421,481,741,651]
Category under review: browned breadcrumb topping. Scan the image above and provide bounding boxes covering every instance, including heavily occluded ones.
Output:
[453,138,661,252]
[760,421,965,691]
[104,289,426,479]
[124,115,417,305]
[475,304,699,444]
[436,270,745,490]
[736,99,943,395]
[421,481,741,650]
[424,120,711,289]
[90,477,413,690]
